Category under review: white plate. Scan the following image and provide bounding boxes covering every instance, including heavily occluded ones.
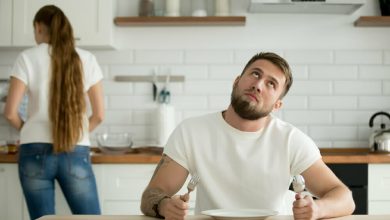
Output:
[201,209,278,220]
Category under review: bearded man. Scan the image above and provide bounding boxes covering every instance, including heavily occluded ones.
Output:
[140,52,355,220]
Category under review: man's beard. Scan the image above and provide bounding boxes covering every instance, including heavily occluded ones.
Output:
[230,86,273,120]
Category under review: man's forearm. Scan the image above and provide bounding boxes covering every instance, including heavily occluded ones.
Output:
[141,187,170,217]
[316,186,355,218]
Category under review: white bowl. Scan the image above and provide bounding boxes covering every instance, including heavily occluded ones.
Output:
[96,132,133,154]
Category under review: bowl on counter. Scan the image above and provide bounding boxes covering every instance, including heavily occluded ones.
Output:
[96,132,133,154]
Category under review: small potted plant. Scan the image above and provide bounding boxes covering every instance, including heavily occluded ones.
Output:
[379,0,390,15]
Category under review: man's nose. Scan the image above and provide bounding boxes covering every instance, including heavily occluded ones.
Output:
[251,80,264,93]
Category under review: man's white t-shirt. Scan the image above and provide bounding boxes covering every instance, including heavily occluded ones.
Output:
[11,43,103,145]
[164,112,321,214]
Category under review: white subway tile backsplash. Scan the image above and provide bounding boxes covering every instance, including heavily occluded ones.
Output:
[185,50,234,64]
[310,126,358,140]
[110,95,156,109]
[289,81,332,95]
[0,66,11,78]
[167,65,208,80]
[208,95,230,110]
[384,81,390,94]
[359,65,390,79]
[290,65,308,79]
[132,110,154,125]
[109,65,155,76]
[333,141,368,149]
[359,96,390,109]
[315,141,332,148]
[284,50,333,64]
[184,81,232,95]
[170,95,208,109]
[233,50,284,65]
[384,51,390,64]
[334,50,382,64]
[135,50,183,64]
[0,126,10,139]
[0,51,20,65]
[103,81,133,95]
[105,110,133,125]
[284,110,332,125]
[309,96,357,109]
[282,96,308,110]
[334,111,375,125]
[1,48,390,148]
[334,81,381,95]
[209,65,242,80]
[309,65,358,79]
[93,50,134,64]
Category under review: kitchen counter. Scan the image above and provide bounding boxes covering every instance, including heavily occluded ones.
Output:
[36,214,390,220]
[2,148,390,164]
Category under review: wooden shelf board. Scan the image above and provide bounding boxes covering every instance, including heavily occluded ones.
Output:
[354,16,390,27]
[114,16,246,26]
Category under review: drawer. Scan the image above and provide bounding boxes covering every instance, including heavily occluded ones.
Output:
[369,200,390,215]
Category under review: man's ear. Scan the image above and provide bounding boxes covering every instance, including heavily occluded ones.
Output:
[273,99,283,110]
[233,75,240,88]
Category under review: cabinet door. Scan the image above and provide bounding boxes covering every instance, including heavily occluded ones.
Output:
[99,164,196,215]
[12,0,114,48]
[0,164,23,220]
[368,164,390,214]
[0,0,12,46]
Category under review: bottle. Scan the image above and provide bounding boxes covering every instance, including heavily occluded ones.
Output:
[139,0,154,17]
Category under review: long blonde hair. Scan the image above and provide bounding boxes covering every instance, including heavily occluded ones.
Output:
[34,5,85,153]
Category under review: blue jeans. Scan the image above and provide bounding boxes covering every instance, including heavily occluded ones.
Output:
[18,143,101,220]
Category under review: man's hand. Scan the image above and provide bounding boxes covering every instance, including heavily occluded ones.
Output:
[292,194,320,220]
[159,195,189,220]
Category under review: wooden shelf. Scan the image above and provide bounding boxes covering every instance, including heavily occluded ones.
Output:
[114,16,246,26]
[354,16,390,27]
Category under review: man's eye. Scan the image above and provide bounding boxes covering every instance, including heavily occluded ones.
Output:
[267,81,275,88]
[252,72,260,78]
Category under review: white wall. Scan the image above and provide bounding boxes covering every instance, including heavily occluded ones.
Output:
[1,0,390,149]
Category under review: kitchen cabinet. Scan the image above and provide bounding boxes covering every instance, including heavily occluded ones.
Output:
[12,0,115,49]
[0,164,24,220]
[98,164,196,215]
[0,0,12,46]
[368,164,390,214]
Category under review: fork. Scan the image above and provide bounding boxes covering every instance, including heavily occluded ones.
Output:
[292,175,305,200]
[182,174,200,202]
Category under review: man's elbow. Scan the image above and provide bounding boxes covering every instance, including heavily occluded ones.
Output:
[346,189,356,215]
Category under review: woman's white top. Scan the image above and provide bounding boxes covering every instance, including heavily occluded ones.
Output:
[11,43,103,145]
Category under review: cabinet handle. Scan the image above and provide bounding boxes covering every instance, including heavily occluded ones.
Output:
[74,37,81,41]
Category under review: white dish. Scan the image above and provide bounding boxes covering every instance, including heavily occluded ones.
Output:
[201,209,278,220]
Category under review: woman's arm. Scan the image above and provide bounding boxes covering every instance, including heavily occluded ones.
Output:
[87,81,104,132]
[4,77,26,131]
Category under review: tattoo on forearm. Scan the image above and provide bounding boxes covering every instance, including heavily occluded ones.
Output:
[141,187,169,217]
[151,154,172,180]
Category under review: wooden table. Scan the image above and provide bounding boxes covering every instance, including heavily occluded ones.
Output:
[37,215,390,220]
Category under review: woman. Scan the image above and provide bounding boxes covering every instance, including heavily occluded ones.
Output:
[4,5,104,220]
